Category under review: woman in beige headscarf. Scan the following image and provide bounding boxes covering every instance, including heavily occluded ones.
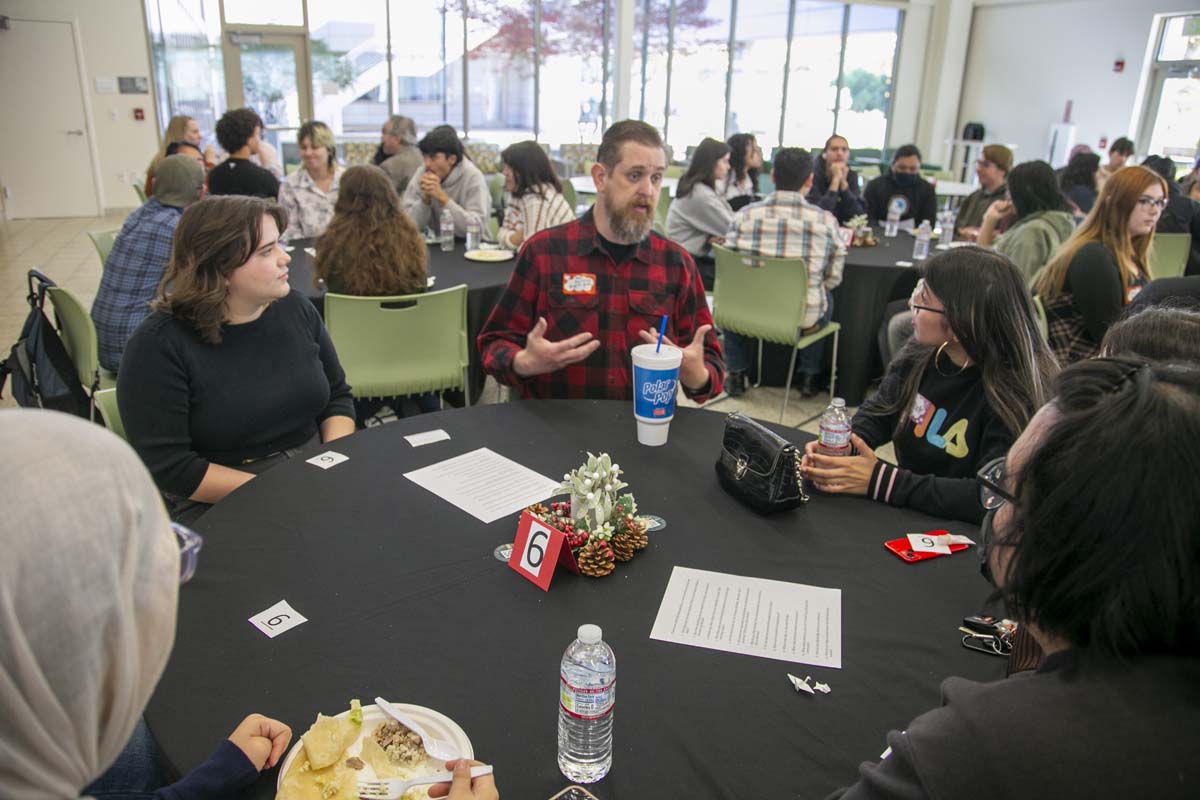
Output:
[0,410,291,799]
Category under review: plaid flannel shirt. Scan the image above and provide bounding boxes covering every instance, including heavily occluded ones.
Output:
[90,198,182,372]
[478,209,724,401]
[722,190,846,328]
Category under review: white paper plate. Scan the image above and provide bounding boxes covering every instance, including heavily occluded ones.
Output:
[276,702,474,791]
[464,249,515,262]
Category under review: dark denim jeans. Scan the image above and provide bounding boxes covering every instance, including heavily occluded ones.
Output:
[83,718,169,800]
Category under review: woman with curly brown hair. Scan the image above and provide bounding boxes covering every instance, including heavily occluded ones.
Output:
[117,195,356,523]
[315,164,437,423]
[314,164,428,295]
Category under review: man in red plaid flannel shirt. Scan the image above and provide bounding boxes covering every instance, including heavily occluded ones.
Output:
[478,121,724,401]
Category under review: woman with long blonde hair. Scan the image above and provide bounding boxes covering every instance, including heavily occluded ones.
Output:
[1034,166,1166,363]
[145,115,212,192]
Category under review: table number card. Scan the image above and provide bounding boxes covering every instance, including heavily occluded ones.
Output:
[248,600,307,638]
[306,451,348,470]
[508,511,579,591]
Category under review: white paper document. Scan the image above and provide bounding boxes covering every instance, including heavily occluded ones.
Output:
[404,429,451,447]
[650,566,842,668]
[403,447,559,523]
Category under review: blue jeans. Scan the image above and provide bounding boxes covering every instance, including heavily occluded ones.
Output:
[723,290,834,377]
[83,718,169,800]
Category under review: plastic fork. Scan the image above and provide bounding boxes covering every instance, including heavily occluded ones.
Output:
[357,765,493,799]
[373,697,462,761]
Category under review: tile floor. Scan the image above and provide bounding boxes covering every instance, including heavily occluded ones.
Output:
[0,211,894,463]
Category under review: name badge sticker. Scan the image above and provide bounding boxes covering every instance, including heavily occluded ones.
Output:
[563,273,597,295]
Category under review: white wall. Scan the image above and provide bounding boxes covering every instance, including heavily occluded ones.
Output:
[958,0,1198,166]
[0,0,158,210]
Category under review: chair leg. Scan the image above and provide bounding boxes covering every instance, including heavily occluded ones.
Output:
[463,368,471,408]
[439,392,445,411]
[754,339,764,388]
[828,330,840,404]
[781,346,800,423]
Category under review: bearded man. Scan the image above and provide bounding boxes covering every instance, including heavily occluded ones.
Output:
[478,120,724,401]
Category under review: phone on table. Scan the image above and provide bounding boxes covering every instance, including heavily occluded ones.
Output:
[884,530,969,563]
[548,787,601,800]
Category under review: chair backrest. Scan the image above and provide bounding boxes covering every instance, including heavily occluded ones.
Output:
[323,285,469,398]
[486,173,505,219]
[45,285,100,390]
[561,179,577,213]
[857,165,882,180]
[654,188,672,233]
[1032,294,1049,343]
[664,165,685,179]
[487,217,499,242]
[133,181,146,203]
[87,229,119,268]
[93,388,126,441]
[1148,232,1190,279]
[711,245,811,345]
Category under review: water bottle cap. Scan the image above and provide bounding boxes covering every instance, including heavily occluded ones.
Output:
[831,397,846,408]
[577,624,602,644]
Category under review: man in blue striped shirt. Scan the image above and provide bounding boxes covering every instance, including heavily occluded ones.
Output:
[722,148,846,397]
[91,154,205,373]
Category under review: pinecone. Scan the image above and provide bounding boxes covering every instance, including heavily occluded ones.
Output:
[576,538,615,577]
[524,503,549,519]
[610,532,635,562]
[626,517,649,550]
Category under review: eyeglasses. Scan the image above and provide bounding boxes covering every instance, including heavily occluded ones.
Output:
[1136,195,1167,210]
[908,278,946,315]
[975,159,996,169]
[976,456,1015,510]
[172,522,204,584]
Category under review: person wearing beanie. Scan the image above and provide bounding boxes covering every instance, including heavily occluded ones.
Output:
[956,144,1012,238]
[90,153,206,372]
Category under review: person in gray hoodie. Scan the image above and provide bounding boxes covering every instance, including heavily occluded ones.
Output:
[402,125,491,237]
[666,137,735,289]
[978,160,1075,284]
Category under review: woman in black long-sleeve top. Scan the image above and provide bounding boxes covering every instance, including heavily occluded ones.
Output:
[802,247,1057,523]
[1034,165,1167,364]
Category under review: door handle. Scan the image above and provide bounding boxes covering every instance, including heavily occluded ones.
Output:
[64,129,84,136]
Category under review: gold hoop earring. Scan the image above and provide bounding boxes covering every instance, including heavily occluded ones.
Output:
[934,341,968,376]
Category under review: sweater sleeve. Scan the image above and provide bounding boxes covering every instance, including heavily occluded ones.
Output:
[996,224,1054,284]
[915,184,938,226]
[863,412,1010,524]
[496,193,526,250]
[118,321,211,498]
[823,730,932,800]
[302,297,355,423]
[1067,243,1124,341]
[442,169,491,236]
[863,178,886,222]
[402,168,433,231]
[689,187,737,239]
[851,365,904,449]
[674,249,724,403]
[837,175,866,223]
[478,247,543,387]
[155,740,259,800]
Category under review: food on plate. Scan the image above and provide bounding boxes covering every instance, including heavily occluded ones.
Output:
[344,757,364,770]
[374,720,428,767]
[276,755,356,800]
[358,734,402,779]
[300,700,362,770]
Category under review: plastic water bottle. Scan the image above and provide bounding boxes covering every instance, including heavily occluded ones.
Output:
[817,398,852,457]
[440,207,454,252]
[558,624,615,783]
[465,216,481,251]
[913,220,932,261]
[939,208,957,243]
[884,200,901,237]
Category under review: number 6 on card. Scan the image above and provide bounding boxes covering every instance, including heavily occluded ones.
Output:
[509,511,578,591]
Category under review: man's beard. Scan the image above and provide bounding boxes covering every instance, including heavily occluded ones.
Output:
[600,188,653,244]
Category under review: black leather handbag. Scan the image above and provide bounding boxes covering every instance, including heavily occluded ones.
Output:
[714,412,809,514]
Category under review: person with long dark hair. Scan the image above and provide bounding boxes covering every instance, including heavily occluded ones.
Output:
[1034,165,1166,363]
[118,196,355,523]
[807,134,865,224]
[803,247,1058,523]
[976,160,1075,281]
[826,357,1200,799]
[666,137,735,288]
[496,141,575,250]
[1059,151,1102,218]
[722,132,762,209]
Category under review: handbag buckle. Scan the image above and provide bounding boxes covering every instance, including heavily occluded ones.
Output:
[735,456,749,480]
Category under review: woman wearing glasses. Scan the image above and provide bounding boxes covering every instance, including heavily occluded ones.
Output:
[828,357,1200,799]
[802,248,1057,523]
[1033,166,1166,363]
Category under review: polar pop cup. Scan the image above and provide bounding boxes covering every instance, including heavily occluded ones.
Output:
[631,343,683,446]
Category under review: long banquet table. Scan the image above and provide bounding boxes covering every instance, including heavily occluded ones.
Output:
[145,401,1001,799]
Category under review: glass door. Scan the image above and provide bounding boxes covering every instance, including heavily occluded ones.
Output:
[222,31,312,170]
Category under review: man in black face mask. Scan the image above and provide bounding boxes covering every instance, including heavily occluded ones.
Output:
[864,144,937,229]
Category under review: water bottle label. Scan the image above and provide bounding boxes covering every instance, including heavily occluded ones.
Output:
[560,675,615,720]
[819,425,851,448]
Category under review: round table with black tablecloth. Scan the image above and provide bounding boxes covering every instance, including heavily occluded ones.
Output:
[753,230,922,406]
[144,401,1001,799]
[286,237,516,404]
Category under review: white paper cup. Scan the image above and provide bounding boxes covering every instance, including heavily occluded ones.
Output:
[632,343,683,446]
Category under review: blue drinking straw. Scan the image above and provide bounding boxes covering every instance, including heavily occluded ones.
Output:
[656,314,668,353]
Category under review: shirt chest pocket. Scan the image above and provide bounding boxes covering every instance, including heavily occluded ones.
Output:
[628,289,672,334]
[547,286,600,339]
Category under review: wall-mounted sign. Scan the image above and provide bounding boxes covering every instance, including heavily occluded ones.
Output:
[118,76,149,94]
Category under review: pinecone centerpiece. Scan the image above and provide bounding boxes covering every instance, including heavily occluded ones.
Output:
[576,538,615,577]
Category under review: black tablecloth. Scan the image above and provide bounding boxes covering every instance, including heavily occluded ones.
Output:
[286,237,515,404]
[145,402,1001,799]
[754,231,921,405]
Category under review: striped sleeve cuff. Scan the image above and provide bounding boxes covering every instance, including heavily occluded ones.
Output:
[868,461,902,506]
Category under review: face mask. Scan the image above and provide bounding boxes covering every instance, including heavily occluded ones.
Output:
[892,170,918,187]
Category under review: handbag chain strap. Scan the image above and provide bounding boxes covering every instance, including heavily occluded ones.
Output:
[792,447,810,504]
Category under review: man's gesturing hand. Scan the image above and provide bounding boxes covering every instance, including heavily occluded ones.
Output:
[637,324,713,390]
[512,317,601,378]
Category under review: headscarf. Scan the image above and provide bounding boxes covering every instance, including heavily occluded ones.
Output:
[0,410,179,798]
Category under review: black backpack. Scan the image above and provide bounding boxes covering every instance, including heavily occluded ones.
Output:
[0,269,91,418]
